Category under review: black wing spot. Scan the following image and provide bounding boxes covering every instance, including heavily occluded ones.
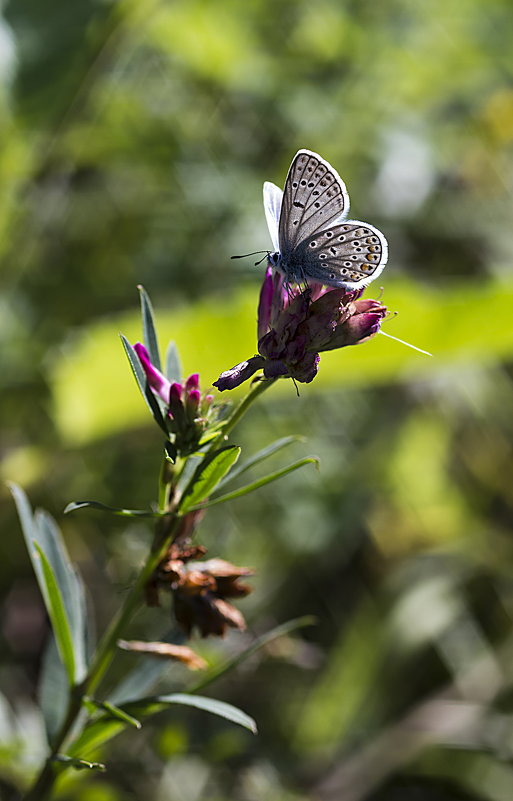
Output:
[338,235,346,241]
[351,255,358,260]
[330,247,337,255]
[292,181,298,188]
[313,190,319,196]
[326,231,333,238]
[293,220,298,226]
[308,181,315,187]
[319,253,327,259]
[314,202,320,208]
[293,201,305,208]
[310,241,317,247]
[301,180,307,186]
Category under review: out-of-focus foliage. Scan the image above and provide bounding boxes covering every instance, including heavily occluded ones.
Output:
[2,0,513,799]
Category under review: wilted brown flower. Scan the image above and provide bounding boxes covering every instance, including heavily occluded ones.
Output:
[147,533,254,638]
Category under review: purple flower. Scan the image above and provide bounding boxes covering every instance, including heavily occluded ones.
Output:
[134,343,216,455]
[134,342,171,403]
[214,267,387,391]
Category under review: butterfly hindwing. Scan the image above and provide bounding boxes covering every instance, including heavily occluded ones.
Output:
[279,150,349,255]
[293,220,388,288]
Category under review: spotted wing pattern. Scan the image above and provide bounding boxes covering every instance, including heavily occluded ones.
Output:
[278,150,349,255]
[292,220,388,288]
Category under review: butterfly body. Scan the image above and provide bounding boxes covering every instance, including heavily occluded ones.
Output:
[263,149,388,290]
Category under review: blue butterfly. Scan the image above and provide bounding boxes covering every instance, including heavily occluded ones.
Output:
[263,149,388,289]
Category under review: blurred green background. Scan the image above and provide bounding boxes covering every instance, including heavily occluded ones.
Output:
[2,0,513,799]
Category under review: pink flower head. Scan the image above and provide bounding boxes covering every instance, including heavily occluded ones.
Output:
[134,345,217,456]
[214,266,387,391]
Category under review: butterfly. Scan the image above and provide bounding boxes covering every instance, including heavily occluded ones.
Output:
[263,149,388,289]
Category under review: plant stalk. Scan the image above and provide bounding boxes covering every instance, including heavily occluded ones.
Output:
[23,376,276,800]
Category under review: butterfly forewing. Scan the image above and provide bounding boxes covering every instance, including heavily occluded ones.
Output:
[279,150,349,255]
[293,220,388,288]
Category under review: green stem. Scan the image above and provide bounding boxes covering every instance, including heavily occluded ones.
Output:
[23,376,277,800]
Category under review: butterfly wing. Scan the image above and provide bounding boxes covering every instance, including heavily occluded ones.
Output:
[293,220,388,289]
[278,150,349,256]
[263,181,283,252]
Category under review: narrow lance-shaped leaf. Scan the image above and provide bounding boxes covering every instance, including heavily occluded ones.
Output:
[190,457,319,510]
[33,542,76,685]
[35,510,88,682]
[8,484,88,688]
[52,754,105,772]
[120,335,168,436]
[65,500,163,518]
[82,697,141,729]
[180,446,241,512]
[216,435,303,490]
[39,635,69,746]
[138,285,161,371]
[139,694,257,734]
[165,340,182,384]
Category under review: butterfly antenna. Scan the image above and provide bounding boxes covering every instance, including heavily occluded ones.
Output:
[255,253,270,266]
[231,250,269,260]
[378,330,433,357]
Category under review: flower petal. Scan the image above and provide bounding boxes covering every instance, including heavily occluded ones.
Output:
[213,356,265,391]
[134,342,172,404]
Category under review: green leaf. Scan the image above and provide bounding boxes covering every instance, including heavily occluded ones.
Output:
[180,446,241,512]
[120,334,168,436]
[191,457,319,510]
[52,754,106,772]
[176,453,205,493]
[64,500,163,518]
[216,435,303,490]
[143,694,257,734]
[138,285,161,371]
[165,341,182,384]
[33,542,76,685]
[35,510,89,682]
[39,635,69,746]
[8,484,88,686]
[83,697,141,729]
